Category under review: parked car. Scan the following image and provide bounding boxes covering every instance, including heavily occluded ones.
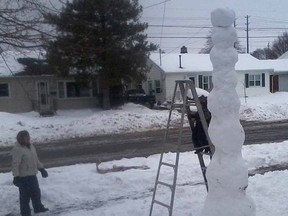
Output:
[125,89,156,108]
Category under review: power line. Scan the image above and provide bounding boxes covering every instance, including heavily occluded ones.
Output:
[148,36,279,39]
[143,0,171,9]
[159,0,168,49]
[149,24,288,31]
[149,24,211,29]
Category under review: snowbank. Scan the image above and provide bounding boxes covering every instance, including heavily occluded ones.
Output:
[240,92,288,121]
[1,92,288,146]
[0,103,181,146]
[1,141,288,216]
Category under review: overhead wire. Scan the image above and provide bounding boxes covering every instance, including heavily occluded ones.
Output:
[159,0,168,49]
[144,0,171,9]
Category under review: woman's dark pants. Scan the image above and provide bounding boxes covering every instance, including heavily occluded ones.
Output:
[18,175,44,216]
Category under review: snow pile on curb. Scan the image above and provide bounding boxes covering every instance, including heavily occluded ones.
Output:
[1,92,288,146]
[240,92,288,121]
[0,103,182,146]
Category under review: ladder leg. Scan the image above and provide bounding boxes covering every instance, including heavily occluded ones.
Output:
[150,80,211,216]
[149,152,164,216]
[169,151,180,216]
[197,153,209,191]
[168,82,188,215]
[166,82,178,129]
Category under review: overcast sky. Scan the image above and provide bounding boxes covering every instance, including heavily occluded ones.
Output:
[140,0,288,54]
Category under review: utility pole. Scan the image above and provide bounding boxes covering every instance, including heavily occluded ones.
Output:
[245,15,250,54]
[159,48,162,66]
[234,19,237,49]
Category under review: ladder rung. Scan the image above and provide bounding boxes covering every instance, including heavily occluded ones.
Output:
[161,162,176,168]
[154,200,171,209]
[157,181,173,189]
[201,152,212,156]
[171,103,194,108]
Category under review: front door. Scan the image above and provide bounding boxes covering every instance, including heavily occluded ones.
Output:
[37,81,50,112]
[270,75,279,93]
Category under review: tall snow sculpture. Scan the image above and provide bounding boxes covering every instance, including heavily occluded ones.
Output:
[200,8,256,216]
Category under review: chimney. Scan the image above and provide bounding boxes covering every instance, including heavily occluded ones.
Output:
[180,46,188,54]
[179,55,183,68]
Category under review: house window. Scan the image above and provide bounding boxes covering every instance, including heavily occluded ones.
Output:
[155,80,161,93]
[0,83,9,97]
[148,81,153,95]
[66,81,90,97]
[245,73,265,88]
[58,80,98,98]
[189,77,196,84]
[199,75,212,91]
[203,76,209,90]
[249,74,261,86]
[58,82,65,98]
[92,79,99,97]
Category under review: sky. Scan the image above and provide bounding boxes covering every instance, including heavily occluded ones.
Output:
[139,0,288,54]
[43,0,288,54]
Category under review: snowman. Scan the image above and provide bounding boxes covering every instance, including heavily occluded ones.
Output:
[200,8,256,216]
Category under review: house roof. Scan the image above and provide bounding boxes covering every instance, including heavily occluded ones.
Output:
[0,50,44,77]
[149,53,285,73]
[262,59,288,73]
[278,51,288,59]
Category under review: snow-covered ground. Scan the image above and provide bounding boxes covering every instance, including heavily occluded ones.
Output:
[1,141,288,216]
[1,92,288,215]
[1,92,288,147]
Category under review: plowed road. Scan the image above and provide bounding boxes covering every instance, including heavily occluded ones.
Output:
[1,120,288,173]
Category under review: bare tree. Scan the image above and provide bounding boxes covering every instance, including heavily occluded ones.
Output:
[0,0,58,51]
[199,30,245,54]
[269,32,288,59]
[251,47,276,60]
[252,32,288,59]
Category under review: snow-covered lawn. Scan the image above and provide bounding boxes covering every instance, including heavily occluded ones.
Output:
[1,141,288,216]
[1,92,288,147]
[1,92,288,215]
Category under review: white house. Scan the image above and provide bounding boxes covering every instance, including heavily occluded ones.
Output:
[269,52,288,92]
[0,51,100,113]
[144,53,273,104]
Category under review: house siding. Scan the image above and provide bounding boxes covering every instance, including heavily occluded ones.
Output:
[279,74,288,91]
[0,76,100,113]
[57,98,99,110]
[0,76,55,113]
[144,63,272,103]
[236,71,271,97]
[142,60,166,104]
[165,72,208,101]
[165,75,180,101]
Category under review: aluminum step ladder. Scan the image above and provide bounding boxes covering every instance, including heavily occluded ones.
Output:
[149,80,214,216]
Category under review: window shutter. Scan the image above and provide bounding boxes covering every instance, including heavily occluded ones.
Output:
[245,74,249,88]
[262,73,265,87]
[198,75,203,88]
[209,76,213,90]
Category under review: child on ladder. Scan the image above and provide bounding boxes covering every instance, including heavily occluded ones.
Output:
[188,95,211,154]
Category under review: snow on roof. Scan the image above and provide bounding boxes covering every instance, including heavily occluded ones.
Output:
[149,53,275,73]
[0,50,45,77]
[262,58,288,73]
[278,51,288,59]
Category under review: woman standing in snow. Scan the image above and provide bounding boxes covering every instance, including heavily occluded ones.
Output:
[11,130,49,216]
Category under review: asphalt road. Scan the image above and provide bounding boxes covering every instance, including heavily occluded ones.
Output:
[1,120,288,173]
